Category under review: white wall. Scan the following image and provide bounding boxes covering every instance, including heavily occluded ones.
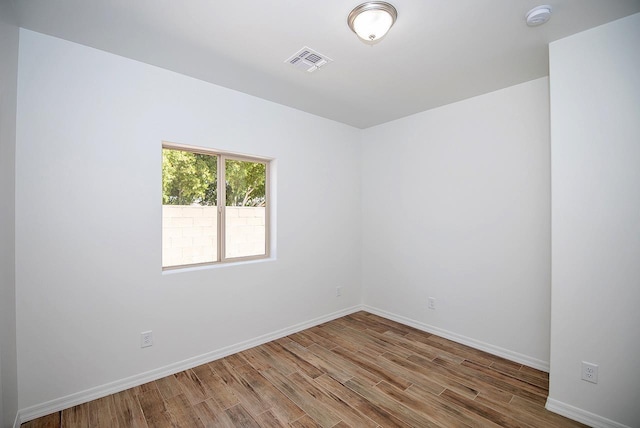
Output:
[0,1,19,426]
[361,78,551,368]
[15,30,361,411]
[548,13,640,428]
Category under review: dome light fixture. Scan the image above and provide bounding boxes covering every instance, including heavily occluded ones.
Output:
[525,5,552,27]
[348,1,398,43]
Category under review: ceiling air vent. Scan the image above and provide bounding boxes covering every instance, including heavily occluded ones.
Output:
[285,46,333,73]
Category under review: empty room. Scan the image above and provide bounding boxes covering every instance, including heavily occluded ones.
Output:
[1,1,639,427]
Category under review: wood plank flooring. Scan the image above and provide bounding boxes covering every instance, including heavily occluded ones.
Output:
[22,312,586,427]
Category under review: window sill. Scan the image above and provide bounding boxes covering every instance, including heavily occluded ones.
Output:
[161,256,276,275]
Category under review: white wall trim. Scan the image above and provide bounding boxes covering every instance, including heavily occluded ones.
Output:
[546,398,632,428]
[15,305,362,427]
[363,305,550,372]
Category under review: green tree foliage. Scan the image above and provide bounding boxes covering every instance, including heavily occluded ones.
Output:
[162,148,266,207]
[225,160,266,207]
[162,149,217,205]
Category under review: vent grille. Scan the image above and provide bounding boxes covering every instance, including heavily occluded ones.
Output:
[285,46,332,73]
[305,53,322,63]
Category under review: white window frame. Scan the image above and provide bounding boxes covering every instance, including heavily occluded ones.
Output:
[162,142,270,270]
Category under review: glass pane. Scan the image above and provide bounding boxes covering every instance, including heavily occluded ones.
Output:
[162,148,218,267]
[225,159,266,259]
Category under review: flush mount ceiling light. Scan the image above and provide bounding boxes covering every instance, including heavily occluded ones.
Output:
[348,1,398,42]
[525,5,552,26]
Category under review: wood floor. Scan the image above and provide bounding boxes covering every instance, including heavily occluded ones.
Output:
[23,311,586,427]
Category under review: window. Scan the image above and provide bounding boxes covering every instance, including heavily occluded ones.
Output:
[162,144,269,269]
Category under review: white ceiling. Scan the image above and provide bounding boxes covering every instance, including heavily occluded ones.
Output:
[12,0,640,128]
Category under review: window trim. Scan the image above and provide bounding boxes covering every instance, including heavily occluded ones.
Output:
[162,142,270,270]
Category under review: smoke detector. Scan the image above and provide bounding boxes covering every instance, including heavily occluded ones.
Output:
[285,47,333,73]
[525,5,552,26]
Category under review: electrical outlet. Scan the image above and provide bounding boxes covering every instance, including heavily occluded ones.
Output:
[581,361,598,384]
[428,297,436,310]
[141,331,153,348]
[336,286,342,297]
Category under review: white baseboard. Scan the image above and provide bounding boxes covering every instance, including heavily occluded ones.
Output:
[362,305,550,372]
[15,305,362,427]
[546,398,632,428]
[19,305,631,428]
